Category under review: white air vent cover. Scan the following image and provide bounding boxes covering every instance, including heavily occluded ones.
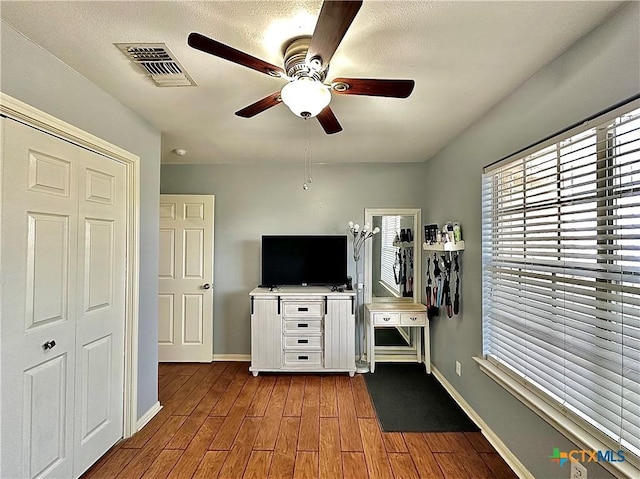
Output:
[116,43,196,87]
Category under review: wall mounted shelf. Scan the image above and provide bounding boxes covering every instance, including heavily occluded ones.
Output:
[423,240,465,252]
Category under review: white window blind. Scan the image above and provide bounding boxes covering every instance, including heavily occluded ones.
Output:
[482,104,640,465]
[380,215,401,294]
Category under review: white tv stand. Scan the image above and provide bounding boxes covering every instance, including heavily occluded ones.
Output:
[249,287,356,376]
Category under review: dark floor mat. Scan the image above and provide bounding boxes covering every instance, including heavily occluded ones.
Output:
[364,362,480,432]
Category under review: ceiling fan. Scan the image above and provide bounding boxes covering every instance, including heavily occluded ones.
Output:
[187,0,415,134]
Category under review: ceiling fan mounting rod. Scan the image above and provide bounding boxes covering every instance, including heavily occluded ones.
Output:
[284,37,326,82]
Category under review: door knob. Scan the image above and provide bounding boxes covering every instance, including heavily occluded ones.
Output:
[43,340,56,350]
[203,283,211,290]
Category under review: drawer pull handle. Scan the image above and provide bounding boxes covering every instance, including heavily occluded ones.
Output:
[298,323,309,328]
[383,317,391,321]
[298,355,309,360]
[298,339,309,344]
[298,307,309,312]
[410,317,417,321]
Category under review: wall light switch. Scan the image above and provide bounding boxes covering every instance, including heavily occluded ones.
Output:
[455,361,461,376]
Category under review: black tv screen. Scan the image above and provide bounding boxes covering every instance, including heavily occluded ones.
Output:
[261,235,347,287]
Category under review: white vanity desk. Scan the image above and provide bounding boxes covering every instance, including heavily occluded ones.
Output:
[364,302,429,373]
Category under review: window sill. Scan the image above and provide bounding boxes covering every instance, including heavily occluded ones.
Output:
[377,280,401,298]
[474,357,639,479]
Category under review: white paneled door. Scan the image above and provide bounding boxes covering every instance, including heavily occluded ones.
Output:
[159,195,214,362]
[0,118,126,478]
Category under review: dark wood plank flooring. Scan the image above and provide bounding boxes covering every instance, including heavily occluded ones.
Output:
[81,362,518,478]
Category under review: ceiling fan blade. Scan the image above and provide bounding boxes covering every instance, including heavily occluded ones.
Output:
[306,1,363,69]
[331,78,415,98]
[188,32,285,78]
[235,92,282,118]
[316,106,343,134]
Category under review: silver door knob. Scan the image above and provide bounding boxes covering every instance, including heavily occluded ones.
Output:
[203,283,211,290]
[43,340,56,350]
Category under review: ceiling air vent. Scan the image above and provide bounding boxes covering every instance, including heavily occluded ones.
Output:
[116,43,196,87]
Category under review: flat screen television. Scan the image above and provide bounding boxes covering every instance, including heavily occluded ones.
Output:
[261,235,347,287]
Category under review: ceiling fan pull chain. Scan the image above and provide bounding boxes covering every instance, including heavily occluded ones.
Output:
[303,119,310,190]
[307,120,313,184]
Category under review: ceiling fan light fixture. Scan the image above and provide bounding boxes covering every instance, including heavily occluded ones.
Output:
[280,78,331,118]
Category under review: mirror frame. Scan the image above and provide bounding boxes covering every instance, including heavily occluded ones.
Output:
[363,208,421,304]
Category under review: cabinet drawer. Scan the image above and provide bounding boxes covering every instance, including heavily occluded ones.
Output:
[373,312,399,325]
[400,312,426,326]
[282,301,323,318]
[283,335,323,350]
[283,351,323,367]
[283,319,323,333]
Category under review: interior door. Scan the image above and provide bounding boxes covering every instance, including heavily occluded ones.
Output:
[158,195,214,362]
[0,117,126,478]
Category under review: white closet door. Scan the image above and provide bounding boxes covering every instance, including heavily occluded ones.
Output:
[1,118,78,479]
[0,118,126,478]
[73,147,126,476]
[158,195,214,362]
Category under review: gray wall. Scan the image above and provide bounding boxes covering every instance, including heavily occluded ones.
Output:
[421,3,639,478]
[1,22,162,420]
[160,162,426,354]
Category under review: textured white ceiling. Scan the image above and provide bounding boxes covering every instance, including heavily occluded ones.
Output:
[0,1,623,164]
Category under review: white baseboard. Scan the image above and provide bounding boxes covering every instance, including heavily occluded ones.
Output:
[136,401,162,432]
[431,366,534,479]
[212,354,251,362]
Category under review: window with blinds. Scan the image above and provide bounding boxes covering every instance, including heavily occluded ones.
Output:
[482,103,640,466]
[380,215,401,294]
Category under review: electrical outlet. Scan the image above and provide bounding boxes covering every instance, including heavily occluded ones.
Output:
[455,361,461,376]
[570,460,587,479]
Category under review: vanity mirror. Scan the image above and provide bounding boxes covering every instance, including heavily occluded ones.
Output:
[362,208,431,373]
[364,208,421,304]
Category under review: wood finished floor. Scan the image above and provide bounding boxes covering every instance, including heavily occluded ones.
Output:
[81,362,518,479]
